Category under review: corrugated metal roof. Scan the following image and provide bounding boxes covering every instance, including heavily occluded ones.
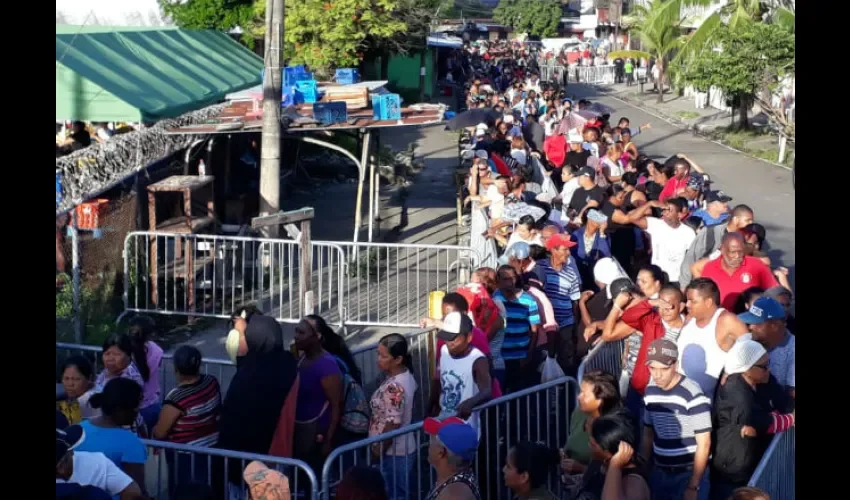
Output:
[165,99,446,135]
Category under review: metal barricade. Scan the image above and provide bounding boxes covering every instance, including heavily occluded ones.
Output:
[321,241,481,327]
[143,439,318,500]
[568,65,616,85]
[320,376,578,500]
[541,65,567,84]
[576,339,626,385]
[123,232,346,326]
[747,428,795,499]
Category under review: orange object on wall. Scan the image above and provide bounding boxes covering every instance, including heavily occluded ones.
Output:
[75,199,110,229]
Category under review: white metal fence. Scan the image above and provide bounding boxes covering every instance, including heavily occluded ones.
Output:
[123,232,481,328]
[540,65,616,85]
[320,377,578,500]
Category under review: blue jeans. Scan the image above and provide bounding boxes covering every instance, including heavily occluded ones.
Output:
[379,453,416,500]
[649,466,710,500]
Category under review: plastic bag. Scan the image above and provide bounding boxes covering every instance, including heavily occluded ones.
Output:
[541,356,566,383]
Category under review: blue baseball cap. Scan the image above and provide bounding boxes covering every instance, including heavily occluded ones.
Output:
[738,296,786,325]
[424,417,479,461]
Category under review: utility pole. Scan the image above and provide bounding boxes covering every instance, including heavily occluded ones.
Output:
[260,0,284,238]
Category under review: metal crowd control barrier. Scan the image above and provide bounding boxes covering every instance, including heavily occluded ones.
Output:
[58,328,438,414]
[540,65,567,84]
[123,232,347,326]
[143,439,318,500]
[747,428,795,499]
[321,241,481,327]
[123,232,481,329]
[569,65,616,85]
[320,376,578,500]
[576,339,626,387]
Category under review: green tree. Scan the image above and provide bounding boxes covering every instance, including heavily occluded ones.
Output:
[493,0,562,38]
[679,22,794,129]
[609,0,685,103]
[284,0,407,77]
[160,0,264,46]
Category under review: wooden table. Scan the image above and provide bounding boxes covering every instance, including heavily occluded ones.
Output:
[147,175,215,312]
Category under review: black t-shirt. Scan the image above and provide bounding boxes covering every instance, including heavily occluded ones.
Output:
[566,150,591,168]
[600,201,637,273]
[585,291,612,322]
[568,186,606,215]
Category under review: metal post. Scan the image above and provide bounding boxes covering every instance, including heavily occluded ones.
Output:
[352,130,371,244]
[368,151,375,243]
[259,0,284,239]
[69,211,82,344]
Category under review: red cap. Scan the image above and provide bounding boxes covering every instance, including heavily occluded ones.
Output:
[423,416,467,435]
[545,233,577,251]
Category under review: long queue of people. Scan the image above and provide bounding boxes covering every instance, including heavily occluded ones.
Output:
[443,43,795,500]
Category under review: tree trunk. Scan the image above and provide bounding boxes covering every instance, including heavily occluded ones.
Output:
[738,94,750,129]
[656,69,664,103]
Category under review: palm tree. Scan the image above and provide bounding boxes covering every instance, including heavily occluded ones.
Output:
[609,0,685,103]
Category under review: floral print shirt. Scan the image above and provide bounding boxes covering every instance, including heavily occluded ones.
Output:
[369,371,417,456]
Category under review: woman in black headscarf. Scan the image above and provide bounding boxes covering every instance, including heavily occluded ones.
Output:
[214,307,298,497]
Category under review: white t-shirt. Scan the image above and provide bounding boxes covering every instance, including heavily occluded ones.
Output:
[645,217,696,283]
[439,346,485,433]
[560,178,580,219]
[485,184,505,220]
[602,157,623,178]
[56,451,133,496]
[506,231,543,250]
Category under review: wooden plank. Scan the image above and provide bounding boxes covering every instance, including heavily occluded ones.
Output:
[251,208,315,228]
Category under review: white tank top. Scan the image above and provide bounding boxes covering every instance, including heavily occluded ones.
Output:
[439,345,485,433]
[677,308,727,397]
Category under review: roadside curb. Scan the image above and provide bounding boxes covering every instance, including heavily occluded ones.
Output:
[593,85,792,171]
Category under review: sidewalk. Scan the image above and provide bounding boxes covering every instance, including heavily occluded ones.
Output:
[596,82,793,167]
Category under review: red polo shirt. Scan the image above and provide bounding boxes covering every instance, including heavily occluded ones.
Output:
[701,256,779,311]
[659,176,688,202]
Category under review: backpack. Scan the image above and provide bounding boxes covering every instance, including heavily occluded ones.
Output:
[334,357,371,435]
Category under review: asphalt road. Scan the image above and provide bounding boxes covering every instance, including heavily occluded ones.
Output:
[571,84,796,293]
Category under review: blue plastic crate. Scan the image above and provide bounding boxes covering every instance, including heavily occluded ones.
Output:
[335,68,360,85]
[261,66,312,87]
[313,102,348,125]
[294,80,318,104]
[282,85,296,107]
[284,65,311,87]
[371,93,401,121]
[56,172,63,208]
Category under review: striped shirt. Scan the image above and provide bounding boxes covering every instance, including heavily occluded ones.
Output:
[492,290,541,361]
[536,258,582,327]
[643,376,712,467]
[163,374,222,446]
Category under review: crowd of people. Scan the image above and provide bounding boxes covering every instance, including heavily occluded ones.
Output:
[56,44,792,500]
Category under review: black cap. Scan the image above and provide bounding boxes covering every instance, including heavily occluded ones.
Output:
[610,277,638,297]
[578,166,596,180]
[704,190,733,204]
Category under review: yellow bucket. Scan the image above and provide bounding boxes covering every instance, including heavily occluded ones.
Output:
[428,291,446,320]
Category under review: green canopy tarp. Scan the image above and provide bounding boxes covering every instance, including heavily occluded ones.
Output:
[56,26,264,122]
